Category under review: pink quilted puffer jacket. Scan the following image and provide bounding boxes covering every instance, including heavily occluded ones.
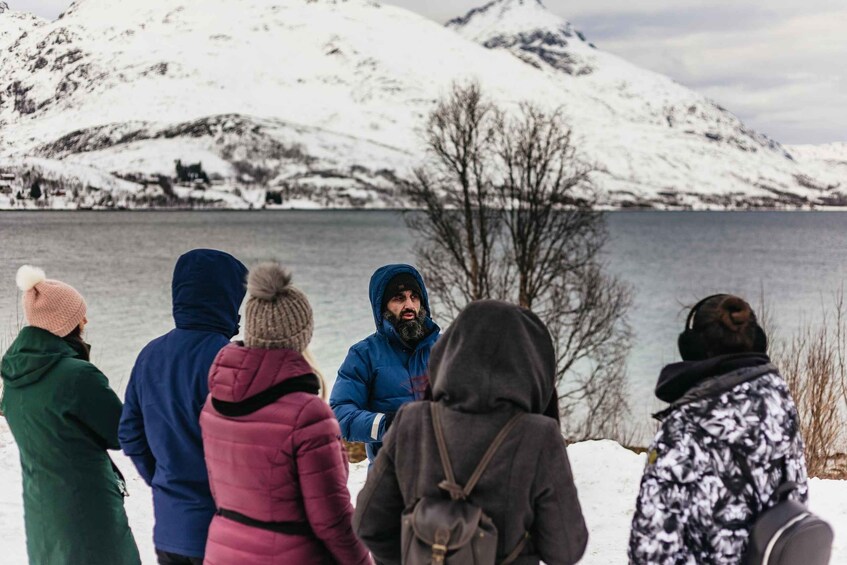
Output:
[200,343,372,565]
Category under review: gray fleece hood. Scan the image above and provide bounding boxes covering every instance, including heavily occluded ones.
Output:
[430,300,556,414]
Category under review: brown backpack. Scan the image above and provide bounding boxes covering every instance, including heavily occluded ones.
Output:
[401,403,530,565]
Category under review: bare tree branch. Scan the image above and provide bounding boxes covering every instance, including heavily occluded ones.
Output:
[768,289,847,478]
[403,81,633,440]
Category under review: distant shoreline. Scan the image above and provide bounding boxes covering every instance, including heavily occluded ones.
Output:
[2,207,847,213]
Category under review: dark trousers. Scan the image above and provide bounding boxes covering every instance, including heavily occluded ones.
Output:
[156,549,204,565]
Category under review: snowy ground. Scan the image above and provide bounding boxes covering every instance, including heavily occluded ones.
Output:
[0,420,844,564]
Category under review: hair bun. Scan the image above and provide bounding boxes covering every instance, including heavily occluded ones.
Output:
[247,262,292,301]
[719,296,753,332]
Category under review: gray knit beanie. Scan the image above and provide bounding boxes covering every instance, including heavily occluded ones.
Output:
[244,262,313,351]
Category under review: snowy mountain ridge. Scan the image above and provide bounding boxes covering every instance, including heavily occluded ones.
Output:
[448,0,580,42]
[789,142,847,164]
[0,0,843,209]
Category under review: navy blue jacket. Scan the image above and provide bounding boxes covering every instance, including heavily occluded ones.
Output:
[330,264,439,462]
[119,249,247,558]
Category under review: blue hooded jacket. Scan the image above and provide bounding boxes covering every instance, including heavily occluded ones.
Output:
[119,249,247,557]
[330,264,440,462]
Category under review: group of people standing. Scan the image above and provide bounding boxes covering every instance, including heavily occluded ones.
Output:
[0,248,811,565]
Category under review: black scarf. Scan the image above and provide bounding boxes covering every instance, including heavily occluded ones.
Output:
[211,374,320,417]
[655,352,772,404]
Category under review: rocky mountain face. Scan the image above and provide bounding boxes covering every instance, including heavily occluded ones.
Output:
[0,0,842,209]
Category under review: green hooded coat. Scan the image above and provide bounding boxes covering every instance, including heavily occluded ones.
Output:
[1,326,140,565]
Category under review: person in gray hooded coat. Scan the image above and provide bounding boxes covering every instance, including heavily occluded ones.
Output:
[353,300,588,565]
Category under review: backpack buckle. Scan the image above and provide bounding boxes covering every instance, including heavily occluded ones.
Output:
[432,543,448,564]
[432,528,450,564]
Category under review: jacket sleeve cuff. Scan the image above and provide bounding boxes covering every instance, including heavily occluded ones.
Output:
[128,452,156,486]
[370,413,385,440]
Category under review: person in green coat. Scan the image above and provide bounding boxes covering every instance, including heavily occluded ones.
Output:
[1,265,140,565]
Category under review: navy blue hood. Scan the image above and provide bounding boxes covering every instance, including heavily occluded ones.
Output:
[172,249,247,337]
[368,264,432,335]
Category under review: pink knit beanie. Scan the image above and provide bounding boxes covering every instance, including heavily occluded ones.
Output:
[16,265,87,337]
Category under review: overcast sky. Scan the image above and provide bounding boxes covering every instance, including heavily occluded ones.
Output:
[8,0,846,145]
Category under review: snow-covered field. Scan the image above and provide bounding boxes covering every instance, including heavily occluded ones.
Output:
[0,419,844,564]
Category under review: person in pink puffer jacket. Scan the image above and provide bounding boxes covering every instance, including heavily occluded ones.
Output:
[200,262,372,565]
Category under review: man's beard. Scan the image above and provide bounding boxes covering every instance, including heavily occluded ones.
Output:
[384,307,428,345]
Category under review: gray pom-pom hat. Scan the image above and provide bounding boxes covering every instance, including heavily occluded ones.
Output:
[244,262,313,352]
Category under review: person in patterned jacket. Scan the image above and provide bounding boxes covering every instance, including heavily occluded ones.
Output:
[629,294,808,565]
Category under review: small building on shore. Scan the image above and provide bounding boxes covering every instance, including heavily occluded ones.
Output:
[0,171,16,195]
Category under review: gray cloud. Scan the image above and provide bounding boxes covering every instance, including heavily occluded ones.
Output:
[5,0,69,19]
[594,7,847,144]
[8,0,846,144]
[571,6,781,42]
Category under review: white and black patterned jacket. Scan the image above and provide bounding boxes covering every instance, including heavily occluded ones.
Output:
[629,362,808,565]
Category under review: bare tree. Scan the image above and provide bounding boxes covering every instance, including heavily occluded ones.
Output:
[404,81,632,440]
[405,83,506,315]
[769,291,847,478]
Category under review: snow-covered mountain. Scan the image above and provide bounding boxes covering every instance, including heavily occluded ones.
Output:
[0,0,843,209]
[789,143,847,170]
[448,0,844,207]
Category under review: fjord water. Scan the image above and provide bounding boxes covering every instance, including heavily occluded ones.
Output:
[2,211,846,428]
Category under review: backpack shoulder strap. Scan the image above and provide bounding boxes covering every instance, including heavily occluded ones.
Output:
[500,532,531,565]
[463,412,524,498]
[728,448,795,509]
[431,402,460,498]
[430,403,525,500]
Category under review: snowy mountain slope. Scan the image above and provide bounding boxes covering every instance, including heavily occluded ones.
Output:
[789,143,847,169]
[448,0,844,207]
[0,9,42,51]
[46,114,415,206]
[785,144,847,205]
[0,0,571,150]
[0,0,842,209]
[449,0,778,151]
[0,0,574,208]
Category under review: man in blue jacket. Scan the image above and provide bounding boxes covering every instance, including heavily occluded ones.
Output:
[119,249,247,565]
[330,264,440,463]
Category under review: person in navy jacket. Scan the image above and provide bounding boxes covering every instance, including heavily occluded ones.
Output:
[118,249,247,565]
[330,264,440,463]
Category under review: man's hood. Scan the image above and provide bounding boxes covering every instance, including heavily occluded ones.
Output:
[172,249,248,337]
[430,300,555,414]
[368,264,431,333]
[1,326,79,389]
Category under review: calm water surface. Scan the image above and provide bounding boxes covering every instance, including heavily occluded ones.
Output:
[2,211,846,428]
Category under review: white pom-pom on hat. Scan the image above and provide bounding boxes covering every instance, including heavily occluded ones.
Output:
[16,265,46,292]
[17,266,87,337]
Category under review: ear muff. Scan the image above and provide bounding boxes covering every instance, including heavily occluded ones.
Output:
[677,294,727,361]
[677,331,706,362]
